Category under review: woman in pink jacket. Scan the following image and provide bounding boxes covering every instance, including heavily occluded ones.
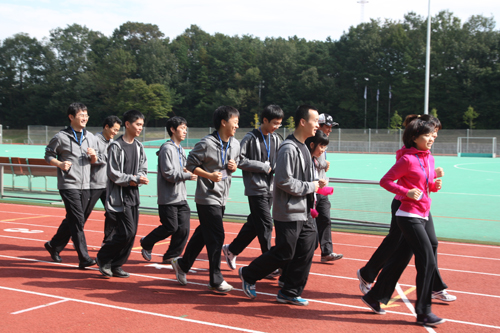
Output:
[361,114,445,327]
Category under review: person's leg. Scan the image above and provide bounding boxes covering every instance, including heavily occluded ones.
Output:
[360,199,402,283]
[227,196,260,255]
[51,189,92,262]
[425,213,448,291]
[176,205,208,273]
[164,203,191,261]
[111,205,139,268]
[280,217,317,298]
[141,205,177,251]
[83,188,105,221]
[315,194,333,255]
[242,220,299,284]
[197,205,225,288]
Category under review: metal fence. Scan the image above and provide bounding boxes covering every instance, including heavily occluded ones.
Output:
[24,125,500,155]
[0,124,2,144]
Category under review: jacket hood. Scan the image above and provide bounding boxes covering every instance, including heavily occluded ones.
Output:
[396,146,430,160]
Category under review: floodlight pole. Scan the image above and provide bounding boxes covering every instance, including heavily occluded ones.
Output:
[424,0,431,114]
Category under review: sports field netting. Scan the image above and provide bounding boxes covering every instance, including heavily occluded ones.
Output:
[1,144,499,244]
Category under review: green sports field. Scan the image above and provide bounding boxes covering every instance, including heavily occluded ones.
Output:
[1,143,499,244]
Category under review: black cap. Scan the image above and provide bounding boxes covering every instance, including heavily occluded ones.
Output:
[318,113,338,127]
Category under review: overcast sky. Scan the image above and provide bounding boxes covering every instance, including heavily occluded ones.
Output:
[1,0,499,42]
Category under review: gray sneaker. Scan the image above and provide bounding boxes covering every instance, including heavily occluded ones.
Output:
[321,253,343,263]
[357,269,372,295]
[171,258,187,285]
[140,237,152,261]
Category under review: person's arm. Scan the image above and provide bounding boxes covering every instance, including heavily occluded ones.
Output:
[275,147,316,196]
[106,144,136,186]
[379,156,412,197]
[160,145,192,182]
[238,135,270,174]
[45,135,72,171]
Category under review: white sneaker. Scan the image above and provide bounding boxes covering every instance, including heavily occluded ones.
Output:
[357,269,372,295]
[432,290,457,302]
[208,280,233,294]
[171,258,187,286]
[222,244,237,270]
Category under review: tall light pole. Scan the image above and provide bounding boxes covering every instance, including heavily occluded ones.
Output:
[255,80,265,106]
[424,0,431,114]
[364,78,369,130]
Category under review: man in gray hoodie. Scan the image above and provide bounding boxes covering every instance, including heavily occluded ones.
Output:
[140,116,197,264]
[96,110,148,278]
[44,102,98,269]
[172,106,240,294]
[239,105,320,306]
[222,105,283,274]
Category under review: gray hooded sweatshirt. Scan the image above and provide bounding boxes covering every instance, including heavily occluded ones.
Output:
[186,132,240,206]
[105,136,148,213]
[90,132,112,189]
[238,129,282,196]
[45,127,96,190]
[272,135,315,222]
[157,140,192,205]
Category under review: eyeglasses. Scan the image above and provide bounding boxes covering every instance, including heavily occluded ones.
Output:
[76,114,89,119]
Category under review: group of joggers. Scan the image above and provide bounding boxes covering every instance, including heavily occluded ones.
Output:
[43,102,455,327]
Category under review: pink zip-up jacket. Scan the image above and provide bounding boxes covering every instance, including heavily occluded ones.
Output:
[380,146,440,217]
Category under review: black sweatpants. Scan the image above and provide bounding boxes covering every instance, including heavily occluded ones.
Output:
[97,205,139,268]
[241,217,317,298]
[315,194,333,255]
[228,196,273,255]
[360,199,447,292]
[177,204,225,288]
[367,216,437,315]
[141,203,191,261]
[50,189,92,262]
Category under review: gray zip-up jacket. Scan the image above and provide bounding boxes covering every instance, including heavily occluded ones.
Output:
[157,140,192,205]
[90,132,112,189]
[186,132,240,206]
[238,129,282,196]
[45,127,96,190]
[272,135,315,222]
[105,136,148,213]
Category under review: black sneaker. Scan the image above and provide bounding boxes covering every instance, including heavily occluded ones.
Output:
[361,294,386,315]
[416,313,445,326]
[44,242,62,263]
[111,267,130,278]
[95,257,112,277]
[78,258,96,270]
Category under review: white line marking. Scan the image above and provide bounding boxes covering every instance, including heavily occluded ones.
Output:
[11,299,68,315]
[0,286,264,333]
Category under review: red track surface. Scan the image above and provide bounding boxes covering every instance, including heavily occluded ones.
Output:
[1,202,499,332]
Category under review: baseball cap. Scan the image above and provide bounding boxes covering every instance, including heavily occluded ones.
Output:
[318,113,339,127]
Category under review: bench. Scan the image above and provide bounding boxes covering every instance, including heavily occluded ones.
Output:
[0,157,58,194]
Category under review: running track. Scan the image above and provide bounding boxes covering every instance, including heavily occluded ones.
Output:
[0,202,499,332]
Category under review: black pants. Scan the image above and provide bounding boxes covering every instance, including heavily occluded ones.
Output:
[228,196,273,255]
[178,204,225,288]
[97,205,139,268]
[367,216,437,315]
[315,194,333,255]
[241,217,317,298]
[141,203,191,261]
[360,199,447,291]
[50,189,92,262]
[84,188,106,221]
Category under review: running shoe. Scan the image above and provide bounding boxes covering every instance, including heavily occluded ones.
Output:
[171,258,187,285]
[361,294,386,315]
[321,253,343,263]
[432,290,457,302]
[208,280,233,294]
[222,244,237,270]
[357,269,372,295]
[276,290,309,306]
[140,237,152,261]
[239,267,256,299]
[416,313,445,326]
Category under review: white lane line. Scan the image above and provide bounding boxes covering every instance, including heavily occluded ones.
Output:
[11,299,68,315]
[0,286,264,333]
[395,284,435,333]
[1,255,500,330]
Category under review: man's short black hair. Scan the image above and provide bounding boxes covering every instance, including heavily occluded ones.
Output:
[167,116,187,137]
[123,110,145,125]
[261,104,284,123]
[294,104,317,128]
[67,102,87,120]
[213,106,239,130]
[102,115,122,129]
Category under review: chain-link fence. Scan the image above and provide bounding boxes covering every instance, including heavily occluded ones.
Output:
[24,126,500,155]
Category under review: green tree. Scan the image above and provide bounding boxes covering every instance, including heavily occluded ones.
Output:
[463,106,479,129]
[390,111,402,129]
[430,108,438,118]
[251,113,259,128]
[116,79,172,125]
[285,116,295,129]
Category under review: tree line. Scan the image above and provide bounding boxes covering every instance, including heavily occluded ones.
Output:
[1,11,499,129]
